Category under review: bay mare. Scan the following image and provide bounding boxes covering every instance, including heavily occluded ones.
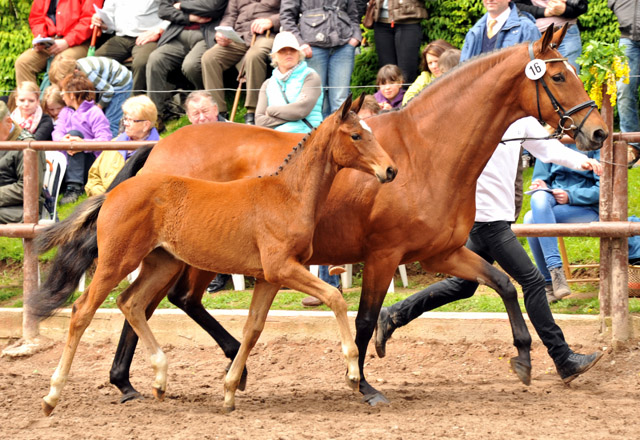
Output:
[36,26,607,407]
[35,97,398,415]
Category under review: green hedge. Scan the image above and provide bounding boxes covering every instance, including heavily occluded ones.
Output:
[0,0,621,96]
[351,0,621,89]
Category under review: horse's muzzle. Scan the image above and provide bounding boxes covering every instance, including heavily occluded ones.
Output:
[576,127,608,151]
[378,166,398,183]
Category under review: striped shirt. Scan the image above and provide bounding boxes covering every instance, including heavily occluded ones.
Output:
[76,57,132,108]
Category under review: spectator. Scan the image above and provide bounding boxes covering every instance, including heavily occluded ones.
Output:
[49,55,133,137]
[374,64,405,110]
[608,1,640,168]
[514,0,588,71]
[0,101,47,224]
[368,0,427,84]
[403,39,455,105]
[280,0,361,117]
[375,117,604,384]
[91,0,169,94]
[357,94,381,119]
[147,0,228,126]
[255,31,323,133]
[53,71,112,204]
[460,0,540,63]
[437,48,462,75]
[10,81,54,141]
[85,95,160,196]
[15,0,101,86]
[184,90,227,124]
[523,144,600,303]
[42,85,66,123]
[202,0,281,125]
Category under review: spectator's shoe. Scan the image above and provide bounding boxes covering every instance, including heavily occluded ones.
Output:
[328,265,346,276]
[60,184,83,205]
[206,273,231,293]
[156,119,166,134]
[628,145,640,169]
[555,351,604,384]
[550,267,571,300]
[244,112,255,125]
[545,284,557,304]
[374,307,397,358]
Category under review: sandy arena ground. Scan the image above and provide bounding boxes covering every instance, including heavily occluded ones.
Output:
[1,320,639,440]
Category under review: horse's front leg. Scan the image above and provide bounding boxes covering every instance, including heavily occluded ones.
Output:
[355,258,401,406]
[271,262,360,391]
[223,279,279,412]
[426,246,533,385]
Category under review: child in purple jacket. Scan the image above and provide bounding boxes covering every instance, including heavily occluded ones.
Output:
[374,64,406,110]
[53,71,113,204]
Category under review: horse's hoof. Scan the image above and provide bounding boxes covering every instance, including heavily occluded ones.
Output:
[510,357,532,386]
[362,392,390,407]
[225,362,249,392]
[223,404,236,413]
[42,399,55,417]
[119,391,144,404]
[152,387,166,401]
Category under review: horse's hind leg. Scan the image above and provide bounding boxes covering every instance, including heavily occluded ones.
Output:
[224,279,279,412]
[426,246,533,385]
[43,263,134,416]
[116,249,184,401]
[167,266,247,389]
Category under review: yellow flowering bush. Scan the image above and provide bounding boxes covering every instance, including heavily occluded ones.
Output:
[577,40,630,108]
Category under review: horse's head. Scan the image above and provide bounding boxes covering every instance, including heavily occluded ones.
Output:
[328,94,397,183]
[520,24,608,151]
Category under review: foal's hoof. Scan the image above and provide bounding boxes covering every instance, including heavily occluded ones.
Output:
[152,387,166,401]
[362,392,390,407]
[225,362,249,392]
[510,357,532,386]
[42,399,55,417]
[119,391,144,404]
[344,372,360,392]
[223,404,236,414]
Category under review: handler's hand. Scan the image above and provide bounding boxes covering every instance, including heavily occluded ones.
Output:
[580,158,602,176]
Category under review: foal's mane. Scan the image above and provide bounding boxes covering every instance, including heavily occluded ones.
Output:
[262,129,314,177]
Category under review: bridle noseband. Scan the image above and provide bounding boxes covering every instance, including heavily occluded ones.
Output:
[528,42,596,140]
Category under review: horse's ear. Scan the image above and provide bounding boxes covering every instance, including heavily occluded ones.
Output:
[538,24,555,55]
[554,23,568,48]
[340,93,353,121]
[351,94,365,115]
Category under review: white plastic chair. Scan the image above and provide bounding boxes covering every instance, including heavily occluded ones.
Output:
[310,264,408,293]
[40,151,67,224]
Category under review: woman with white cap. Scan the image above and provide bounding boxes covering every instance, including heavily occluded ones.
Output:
[255,31,323,133]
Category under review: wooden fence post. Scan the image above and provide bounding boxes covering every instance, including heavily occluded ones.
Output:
[21,146,39,340]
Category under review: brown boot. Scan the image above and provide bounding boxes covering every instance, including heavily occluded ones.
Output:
[550,267,571,300]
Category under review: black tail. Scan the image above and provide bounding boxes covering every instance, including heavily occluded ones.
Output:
[30,144,154,319]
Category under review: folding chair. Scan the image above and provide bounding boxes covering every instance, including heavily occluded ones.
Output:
[40,151,67,224]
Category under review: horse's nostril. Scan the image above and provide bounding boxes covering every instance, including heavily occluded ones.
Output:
[386,167,397,182]
[593,129,608,143]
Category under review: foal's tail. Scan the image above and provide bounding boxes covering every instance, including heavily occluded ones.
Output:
[29,195,106,319]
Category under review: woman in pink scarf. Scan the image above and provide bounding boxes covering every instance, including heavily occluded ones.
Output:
[10,81,54,141]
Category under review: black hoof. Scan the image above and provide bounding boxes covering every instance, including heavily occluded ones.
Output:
[362,392,390,407]
[510,357,532,386]
[119,391,144,404]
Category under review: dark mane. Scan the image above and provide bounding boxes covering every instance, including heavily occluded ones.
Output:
[266,129,315,177]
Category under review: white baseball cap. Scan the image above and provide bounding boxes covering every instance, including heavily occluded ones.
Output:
[271,31,302,54]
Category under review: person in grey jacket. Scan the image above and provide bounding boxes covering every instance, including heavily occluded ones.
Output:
[609,0,640,167]
[280,0,361,117]
[146,0,228,124]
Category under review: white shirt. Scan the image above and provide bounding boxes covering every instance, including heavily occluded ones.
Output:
[475,117,590,223]
[487,6,512,36]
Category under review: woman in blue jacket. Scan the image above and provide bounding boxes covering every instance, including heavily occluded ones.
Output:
[523,144,600,303]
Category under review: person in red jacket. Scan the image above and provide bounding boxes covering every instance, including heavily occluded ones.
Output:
[15,0,103,86]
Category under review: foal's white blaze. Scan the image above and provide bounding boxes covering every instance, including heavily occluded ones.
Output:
[360,119,372,133]
[564,60,579,79]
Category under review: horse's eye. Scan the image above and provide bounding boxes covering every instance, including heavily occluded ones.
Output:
[552,73,565,82]
[351,133,361,141]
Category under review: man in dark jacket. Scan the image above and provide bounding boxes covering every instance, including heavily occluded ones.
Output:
[0,101,46,224]
[146,0,228,124]
[609,0,640,167]
[201,0,281,124]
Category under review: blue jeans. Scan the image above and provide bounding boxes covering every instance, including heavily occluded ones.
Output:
[306,44,356,117]
[523,191,599,283]
[558,24,582,73]
[387,221,571,363]
[318,265,340,288]
[104,79,133,137]
[617,38,640,148]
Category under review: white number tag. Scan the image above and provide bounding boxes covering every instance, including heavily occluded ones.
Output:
[525,59,546,80]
